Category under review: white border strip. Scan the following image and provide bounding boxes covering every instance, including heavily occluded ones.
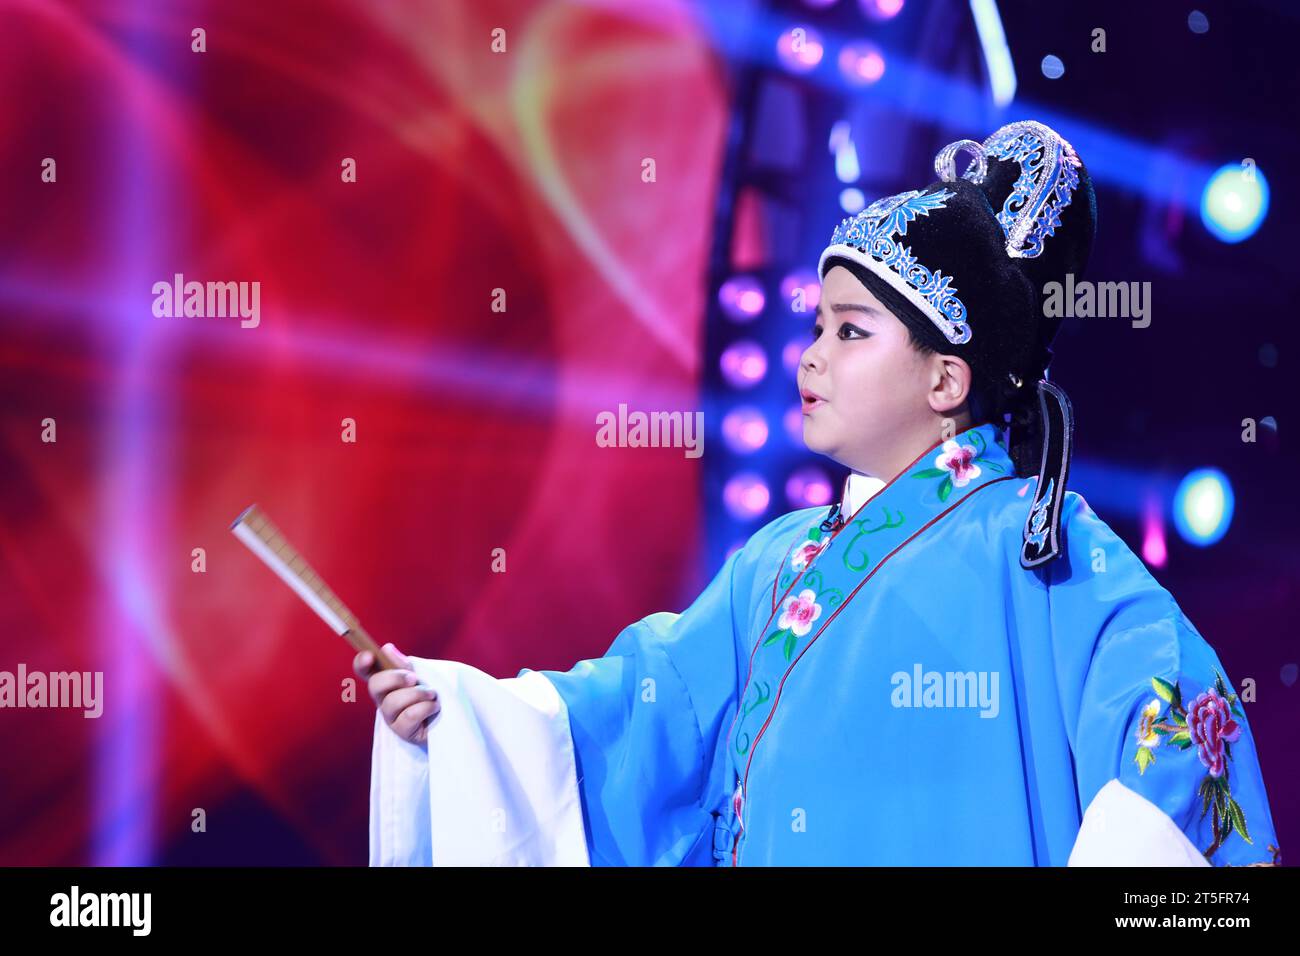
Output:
[819,244,970,345]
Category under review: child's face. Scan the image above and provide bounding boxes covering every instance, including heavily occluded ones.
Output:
[798,265,937,478]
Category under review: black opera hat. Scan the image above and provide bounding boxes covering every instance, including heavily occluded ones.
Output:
[967,120,1098,360]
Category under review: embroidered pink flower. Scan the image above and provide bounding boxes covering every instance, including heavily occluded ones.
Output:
[790,539,823,572]
[778,588,822,637]
[934,439,982,488]
[1187,688,1242,777]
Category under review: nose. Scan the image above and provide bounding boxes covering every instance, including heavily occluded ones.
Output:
[801,337,825,375]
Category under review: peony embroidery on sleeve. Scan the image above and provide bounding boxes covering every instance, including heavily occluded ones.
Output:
[1132,670,1254,860]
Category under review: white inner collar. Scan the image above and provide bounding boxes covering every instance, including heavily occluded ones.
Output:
[843,472,884,516]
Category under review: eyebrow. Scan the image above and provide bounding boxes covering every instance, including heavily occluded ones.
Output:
[814,302,886,319]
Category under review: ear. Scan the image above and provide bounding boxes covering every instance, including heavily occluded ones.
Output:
[927,353,972,415]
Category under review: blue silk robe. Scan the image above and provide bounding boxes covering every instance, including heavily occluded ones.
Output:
[531,422,1280,866]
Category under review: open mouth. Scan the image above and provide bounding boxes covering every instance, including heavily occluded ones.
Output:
[800,389,828,412]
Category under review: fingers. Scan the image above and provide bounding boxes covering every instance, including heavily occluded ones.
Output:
[391,697,441,743]
[356,644,410,681]
[352,650,377,682]
[368,668,419,707]
[357,644,437,741]
[380,684,439,728]
[382,642,412,670]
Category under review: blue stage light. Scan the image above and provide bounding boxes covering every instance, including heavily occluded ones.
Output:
[840,187,866,213]
[1201,162,1269,243]
[970,0,1016,106]
[1173,468,1234,546]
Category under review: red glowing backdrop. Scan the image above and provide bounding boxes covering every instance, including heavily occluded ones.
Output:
[0,0,727,864]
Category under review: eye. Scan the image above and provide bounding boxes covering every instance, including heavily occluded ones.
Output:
[838,323,870,340]
[810,322,822,340]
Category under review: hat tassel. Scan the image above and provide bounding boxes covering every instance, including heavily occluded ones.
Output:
[1020,379,1074,569]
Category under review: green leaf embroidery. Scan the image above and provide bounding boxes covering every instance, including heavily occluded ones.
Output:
[783,631,797,661]
[1135,746,1154,774]
[1151,676,1175,703]
[938,476,953,502]
[762,628,787,648]
[911,468,948,479]
[1227,798,1253,845]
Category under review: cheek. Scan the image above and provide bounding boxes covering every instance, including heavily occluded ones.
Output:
[836,346,929,424]
[837,347,905,404]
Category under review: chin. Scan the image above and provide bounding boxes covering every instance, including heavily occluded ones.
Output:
[800,424,833,456]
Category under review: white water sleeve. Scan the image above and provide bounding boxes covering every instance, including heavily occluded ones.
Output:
[369,657,591,866]
[1068,778,1210,866]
